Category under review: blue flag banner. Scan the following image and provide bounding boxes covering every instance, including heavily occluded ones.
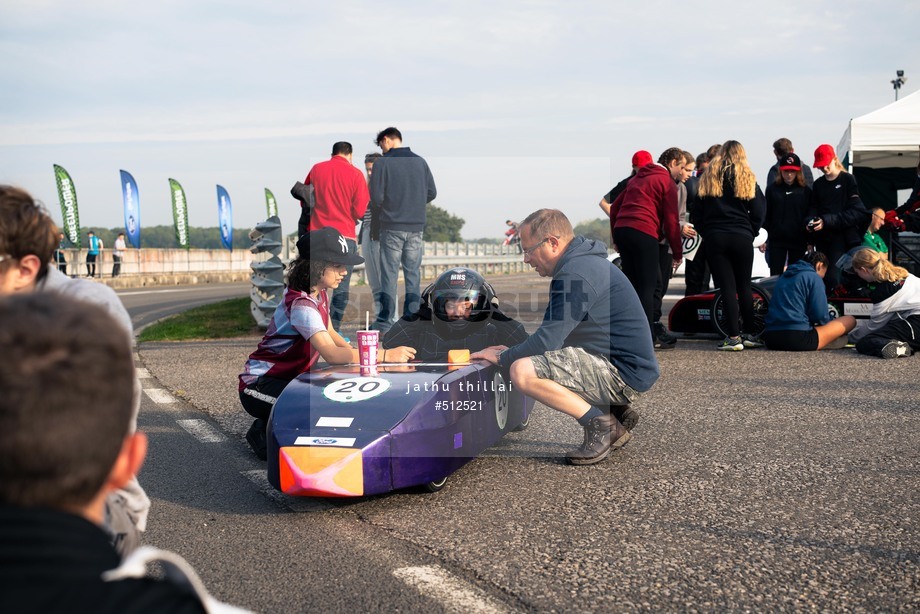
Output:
[216,184,233,251]
[119,170,141,248]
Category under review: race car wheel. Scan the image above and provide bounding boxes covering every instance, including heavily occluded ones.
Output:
[513,409,531,431]
[422,477,448,493]
[712,288,769,337]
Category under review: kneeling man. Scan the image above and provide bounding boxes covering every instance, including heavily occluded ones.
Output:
[473,209,658,465]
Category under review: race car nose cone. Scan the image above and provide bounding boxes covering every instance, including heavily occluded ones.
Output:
[279,446,364,496]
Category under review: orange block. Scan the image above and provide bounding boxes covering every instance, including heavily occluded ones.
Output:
[279,446,363,496]
[448,349,470,364]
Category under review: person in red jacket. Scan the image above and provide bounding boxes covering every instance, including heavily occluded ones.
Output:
[609,148,684,342]
[305,141,370,330]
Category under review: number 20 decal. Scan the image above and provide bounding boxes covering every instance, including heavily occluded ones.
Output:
[323,377,391,403]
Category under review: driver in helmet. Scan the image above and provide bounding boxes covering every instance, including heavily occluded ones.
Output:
[382,267,528,362]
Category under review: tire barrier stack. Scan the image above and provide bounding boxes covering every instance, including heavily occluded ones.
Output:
[249,215,284,329]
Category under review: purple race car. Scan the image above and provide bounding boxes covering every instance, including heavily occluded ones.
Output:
[267,361,534,497]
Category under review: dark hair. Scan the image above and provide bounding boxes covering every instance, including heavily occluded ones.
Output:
[0,294,135,508]
[0,186,57,282]
[773,138,793,155]
[802,251,828,269]
[705,144,721,161]
[375,127,402,145]
[364,152,382,165]
[332,141,353,156]
[658,147,685,167]
[287,256,332,293]
[695,152,708,168]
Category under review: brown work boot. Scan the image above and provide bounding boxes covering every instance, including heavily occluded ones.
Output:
[566,414,631,465]
[611,404,639,431]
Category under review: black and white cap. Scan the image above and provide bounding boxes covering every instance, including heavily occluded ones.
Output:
[297,227,364,266]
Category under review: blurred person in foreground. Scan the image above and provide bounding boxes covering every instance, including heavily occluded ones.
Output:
[0,185,149,556]
[0,294,247,613]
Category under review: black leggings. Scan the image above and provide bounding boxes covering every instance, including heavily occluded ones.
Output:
[705,232,756,338]
[767,242,806,277]
[614,226,659,341]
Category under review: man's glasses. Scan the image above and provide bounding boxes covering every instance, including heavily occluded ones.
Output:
[521,237,550,258]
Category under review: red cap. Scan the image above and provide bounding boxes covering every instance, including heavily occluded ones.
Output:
[813,144,835,168]
[631,150,653,167]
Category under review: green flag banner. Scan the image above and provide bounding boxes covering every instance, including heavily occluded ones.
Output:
[265,188,278,219]
[53,164,81,248]
[168,178,190,249]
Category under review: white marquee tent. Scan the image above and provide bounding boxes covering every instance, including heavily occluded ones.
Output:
[838,89,920,170]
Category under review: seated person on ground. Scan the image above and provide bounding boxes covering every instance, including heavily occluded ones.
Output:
[761,251,856,351]
[382,267,528,362]
[848,247,920,359]
[239,227,415,459]
[0,294,244,614]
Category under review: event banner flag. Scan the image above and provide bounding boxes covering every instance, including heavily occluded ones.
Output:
[119,170,141,248]
[265,188,278,219]
[216,184,233,251]
[52,164,81,248]
[168,178,190,249]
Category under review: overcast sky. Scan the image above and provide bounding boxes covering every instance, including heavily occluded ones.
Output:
[1,1,917,241]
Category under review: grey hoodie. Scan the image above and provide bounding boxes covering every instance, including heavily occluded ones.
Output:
[499,236,659,392]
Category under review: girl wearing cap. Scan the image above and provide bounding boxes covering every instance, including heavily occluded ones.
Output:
[763,153,811,276]
[862,207,889,260]
[848,247,920,359]
[696,140,766,351]
[238,227,416,459]
[807,144,870,293]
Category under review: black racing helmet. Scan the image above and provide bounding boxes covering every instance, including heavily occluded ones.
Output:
[422,267,497,337]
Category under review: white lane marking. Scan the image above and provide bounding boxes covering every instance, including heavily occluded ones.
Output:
[392,565,509,614]
[136,367,152,379]
[176,419,227,443]
[241,470,335,513]
[144,388,178,404]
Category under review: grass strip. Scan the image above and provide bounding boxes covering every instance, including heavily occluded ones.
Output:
[138,296,258,342]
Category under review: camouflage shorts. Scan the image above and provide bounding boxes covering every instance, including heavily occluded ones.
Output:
[530,346,639,407]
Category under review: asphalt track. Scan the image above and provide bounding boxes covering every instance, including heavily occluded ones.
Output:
[130,274,920,612]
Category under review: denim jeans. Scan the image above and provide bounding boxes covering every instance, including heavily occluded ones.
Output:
[376,229,423,333]
[359,223,389,328]
[330,237,357,330]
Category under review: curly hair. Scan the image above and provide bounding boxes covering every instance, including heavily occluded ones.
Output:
[698,140,757,200]
[287,256,332,293]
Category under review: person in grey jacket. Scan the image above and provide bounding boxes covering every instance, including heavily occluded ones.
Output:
[369,127,437,333]
[472,209,658,466]
[0,185,149,557]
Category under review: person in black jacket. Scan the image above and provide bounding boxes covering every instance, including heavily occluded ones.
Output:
[806,144,870,293]
[697,140,767,350]
[0,295,242,613]
[762,153,811,275]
